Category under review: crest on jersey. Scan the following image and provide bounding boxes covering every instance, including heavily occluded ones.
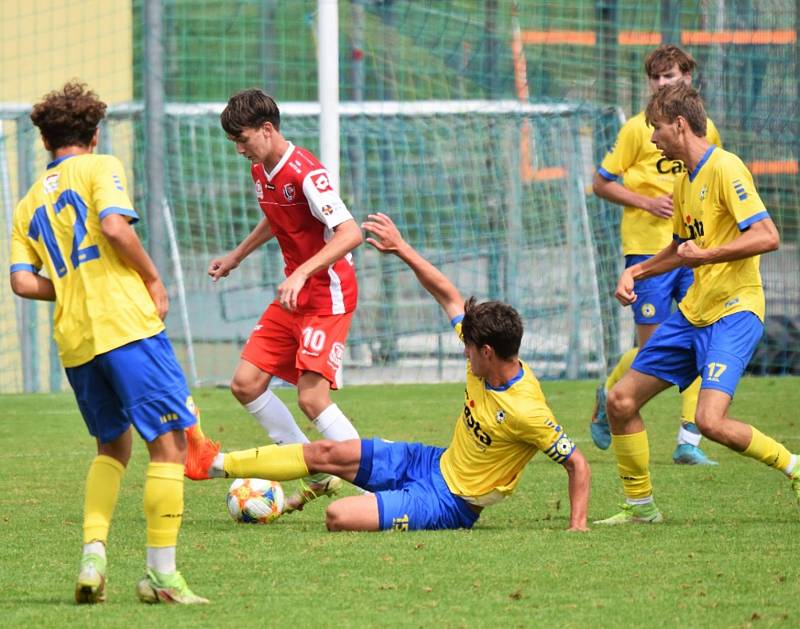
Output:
[255,181,264,200]
[495,409,506,423]
[699,185,708,201]
[43,173,60,193]
[328,342,345,369]
[283,183,296,201]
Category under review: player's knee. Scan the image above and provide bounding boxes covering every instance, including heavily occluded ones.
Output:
[324,501,349,532]
[230,375,257,404]
[606,385,636,422]
[694,409,724,440]
[297,390,329,419]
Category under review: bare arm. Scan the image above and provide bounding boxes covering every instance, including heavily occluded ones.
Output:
[562,448,590,532]
[615,240,682,306]
[101,213,169,319]
[9,271,56,301]
[676,217,779,267]
[593,171,673,219]
[277,218,363,311]
[208,217,275,281]
[362,212,464,319]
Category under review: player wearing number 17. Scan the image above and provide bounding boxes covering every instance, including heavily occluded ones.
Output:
[10,82,207,603]
[596,83,800,525]
[205,89,363,512]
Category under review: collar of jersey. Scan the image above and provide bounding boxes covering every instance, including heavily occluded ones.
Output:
[485,364,524,392]
[688,145,716,182]
[47,154,78,169]
[264,142,295,181]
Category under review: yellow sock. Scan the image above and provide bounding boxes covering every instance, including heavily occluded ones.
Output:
[83,455,126,544]
[144,462,184,547]
[605,347,639,391]
[611,431,652,500]
[680,377,701,423]
[742,427,793,472]
[224,444,309,480]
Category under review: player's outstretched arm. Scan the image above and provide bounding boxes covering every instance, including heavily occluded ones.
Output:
[101,213,169,319]
[208,217,274,282]
[9,270,55,301]
[362,212,463,319]
[562,448,590,532]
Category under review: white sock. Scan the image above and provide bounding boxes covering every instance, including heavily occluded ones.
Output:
[677,423,702,447]
[210,453,225,478]
[313,403,359,441]
[785,454,798,477]
[83,540,106,559]
[244,390,310,445]
[625,496,653,506]
[146,546,176,574]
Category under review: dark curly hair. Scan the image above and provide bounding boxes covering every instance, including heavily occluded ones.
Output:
[30,81,106,150]
[460,297,523,360]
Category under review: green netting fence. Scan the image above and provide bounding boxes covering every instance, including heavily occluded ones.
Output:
[1,0,798,392]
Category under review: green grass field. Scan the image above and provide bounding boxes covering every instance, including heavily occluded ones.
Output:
[1,378,798,628]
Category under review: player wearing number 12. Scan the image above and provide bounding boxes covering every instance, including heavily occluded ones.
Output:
[10,82,206,604]
[205,89,363,512]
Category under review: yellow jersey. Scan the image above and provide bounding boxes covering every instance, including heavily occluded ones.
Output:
[10,153,164,367]
[673,146,769,326]
[439,320,576,507]
[599,111,722,256]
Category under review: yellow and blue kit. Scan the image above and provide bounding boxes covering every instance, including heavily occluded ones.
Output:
[353,316,576,530]
[631,146,770,396]
[10,153,196,442]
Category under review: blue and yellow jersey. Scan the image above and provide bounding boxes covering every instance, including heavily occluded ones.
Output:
[673,146,769,326]
[439,318,576,507]
[599,111,722,256]
[10,153,164,367]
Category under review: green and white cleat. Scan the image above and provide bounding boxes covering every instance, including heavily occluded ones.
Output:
[594,502,664,526]
[75,553,107,604]
[283,474,343,514]
[136,569,208,605]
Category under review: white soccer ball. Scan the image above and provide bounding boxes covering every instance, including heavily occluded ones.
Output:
[226,478,285,524]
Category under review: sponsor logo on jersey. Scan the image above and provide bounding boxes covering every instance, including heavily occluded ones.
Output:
[684,214,704,239]
[283,183,296,201]
[656,157,685,174]
[724,297,740,309]
[321,204,333,216]
[641,303,656,318]
[328,342,345,369]
[43,173,60,193]
[266,183,276,190]
[255,181,264,200]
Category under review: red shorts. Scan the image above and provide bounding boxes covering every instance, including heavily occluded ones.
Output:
[241,301,353,389]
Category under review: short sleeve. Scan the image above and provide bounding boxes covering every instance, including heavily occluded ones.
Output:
[599,118,642,178]
[10,201,42,273]
[707,118,723,149]
[717,158,769,230]
[92,156,139,223]
[301,168,354,229]
[512,416,576,464]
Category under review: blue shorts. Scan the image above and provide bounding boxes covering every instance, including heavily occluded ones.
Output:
[632,310,763,397]
[626,255,694,325]
[353,438,479,532]
[65,332,198,444]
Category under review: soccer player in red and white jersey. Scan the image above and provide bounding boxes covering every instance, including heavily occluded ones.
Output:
[201,89,363,511]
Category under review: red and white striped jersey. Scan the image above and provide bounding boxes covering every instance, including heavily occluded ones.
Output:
[250,143,357,315]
